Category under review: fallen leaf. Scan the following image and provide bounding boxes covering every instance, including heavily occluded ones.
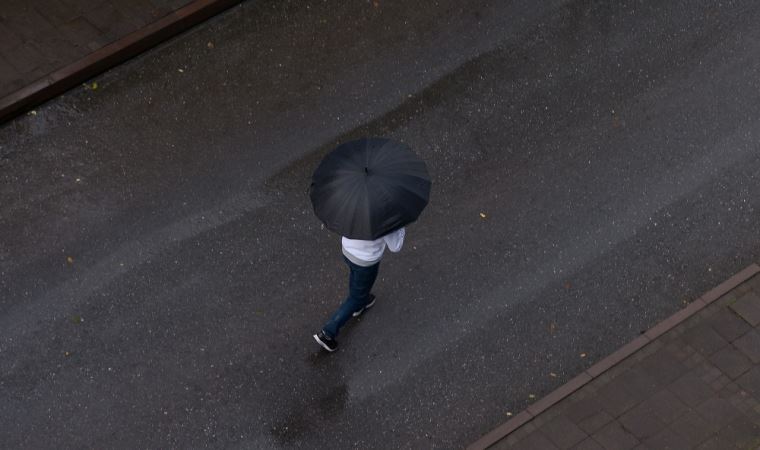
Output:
[563,281,572,289]
[70,315,83,324]
[548,322,557,334]
[66,256,74,264]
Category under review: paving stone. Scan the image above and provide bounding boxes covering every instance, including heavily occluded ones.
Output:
[591,422,640,450]
[695,397,744,430]
[709,345,752,380]
[695,364,721,387]
[4,7,56,42]
[18,67,47,85]
[0,77,24,94]
[717,381,742,400]
[147,0,175,15]
[638,390,688,425]
[711,374,731,392]
[668,409,718,448]
[638,349,689,385]
[578,410,614,435]
[617,369,663,401]
[57,17,104,50]
[572,437,604,450]
[596,382,641,417]
[694,435,729,450]
[682,351,706,369]
[714,291,739,308]
[34,1,81,25]
[697,419,760,450]
[0,22,23,51]
[566,396,607,425]
[730,292,760,326]
[706,308,752,342]
[112,0,161,28]
[0,0,194,98]
[0,54,22,85]
[734,329,760,363]
[668,373,715,407]
[681,323,729,356]
[84,2,140,38]
[514,431,560,450]
[664,342,690,362]
[1,43,46,73]
[749,275,760,293]
[619,402,667,440]
[738,366,760,399]
[540,415,588,449]
[631,445,653,450]
[643,428,691,450]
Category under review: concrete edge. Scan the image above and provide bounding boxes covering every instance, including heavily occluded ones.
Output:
[467,262,760,450]
[0,0,241,124]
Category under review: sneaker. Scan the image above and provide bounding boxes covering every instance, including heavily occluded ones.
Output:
[352,294,376,317]
[313,331,338,352]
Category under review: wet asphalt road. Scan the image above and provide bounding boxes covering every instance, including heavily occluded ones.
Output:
[2,0,760,448]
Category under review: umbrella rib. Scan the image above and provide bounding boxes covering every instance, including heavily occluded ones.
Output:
[362,178,373,238]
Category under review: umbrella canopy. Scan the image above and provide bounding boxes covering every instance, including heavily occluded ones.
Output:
[310,137,431,240]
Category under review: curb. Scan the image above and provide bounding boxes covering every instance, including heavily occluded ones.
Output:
[467,263,760,450]
[0,0,242,124]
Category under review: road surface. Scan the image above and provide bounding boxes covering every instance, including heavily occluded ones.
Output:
[2,0,760,448]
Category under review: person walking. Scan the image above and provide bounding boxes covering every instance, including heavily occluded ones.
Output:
[313,227,405,352]
[309,137,430,352]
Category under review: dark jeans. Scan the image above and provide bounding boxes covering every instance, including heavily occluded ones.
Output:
[322,257,380,339]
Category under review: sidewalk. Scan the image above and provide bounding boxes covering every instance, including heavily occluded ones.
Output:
[471,264,760,450]
[0,0,239,122]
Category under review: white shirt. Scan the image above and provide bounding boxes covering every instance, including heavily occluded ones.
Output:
[342,228,406,266]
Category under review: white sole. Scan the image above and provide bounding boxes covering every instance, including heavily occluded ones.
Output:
[352,299,376,317]
[313,334,337,352]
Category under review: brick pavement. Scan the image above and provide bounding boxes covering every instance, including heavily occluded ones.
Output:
[0,0,194,98]
[472,265,760,450]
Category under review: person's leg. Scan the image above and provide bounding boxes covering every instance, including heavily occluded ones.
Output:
[322,258,380,339]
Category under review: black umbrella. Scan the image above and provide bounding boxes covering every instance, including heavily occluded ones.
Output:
[310,137,431,240]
